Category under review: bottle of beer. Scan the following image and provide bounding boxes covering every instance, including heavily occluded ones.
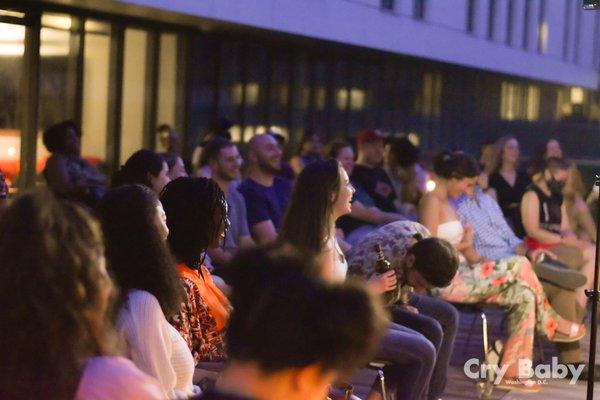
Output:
[374,244,391,274]
[374,244,397,305]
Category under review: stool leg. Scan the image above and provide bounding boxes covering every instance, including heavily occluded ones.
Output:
[463,312,478,356]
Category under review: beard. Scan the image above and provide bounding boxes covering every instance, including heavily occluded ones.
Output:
[257,156,281,175]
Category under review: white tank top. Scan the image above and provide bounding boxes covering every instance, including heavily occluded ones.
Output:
[437,220,466,263]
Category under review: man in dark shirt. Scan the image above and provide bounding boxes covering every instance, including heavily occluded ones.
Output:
[351,129,398,212]
[238,133,292,244]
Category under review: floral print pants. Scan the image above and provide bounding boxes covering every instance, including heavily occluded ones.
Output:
[433,256,559,370]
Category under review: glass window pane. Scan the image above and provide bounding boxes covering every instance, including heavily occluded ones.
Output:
[120,28,148,163]
[81,21,110,165]
[156,32,177,152]
[0,21,24,189]
[37,14,79,178]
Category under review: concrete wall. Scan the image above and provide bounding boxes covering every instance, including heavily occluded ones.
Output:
[118,0,600,88]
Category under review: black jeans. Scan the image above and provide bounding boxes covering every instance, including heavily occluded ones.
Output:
[390,293,459,400]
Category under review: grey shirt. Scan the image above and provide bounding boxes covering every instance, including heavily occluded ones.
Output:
[224,187,250,253]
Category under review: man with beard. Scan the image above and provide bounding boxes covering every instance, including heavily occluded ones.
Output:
[203,137,255,267]
[239,133,292,244]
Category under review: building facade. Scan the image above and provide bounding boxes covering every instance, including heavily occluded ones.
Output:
[1,0,599,188]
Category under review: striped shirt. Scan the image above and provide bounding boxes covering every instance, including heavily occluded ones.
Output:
[455,188,523,261]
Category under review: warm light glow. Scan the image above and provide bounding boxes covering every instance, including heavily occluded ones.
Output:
[42,14,72,30]
[350,88,365,110]
[426,180,436,192]
[245,83,259,106]
[336,89,348,110]
[407,132,420,146]
[538,22,548,53]
[229,125,242,142]
[7,147,16,157]
[571,87,584,104]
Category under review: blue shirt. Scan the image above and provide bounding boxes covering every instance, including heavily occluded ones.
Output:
[455,188,523,260]
[238,176,292,231]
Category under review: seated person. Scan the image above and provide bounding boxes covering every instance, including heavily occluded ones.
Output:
[202,138,254,268]
[160,178,231,365]
[457,183,593,376]
[160,152,189,180]
[488,135,530,237]
[289,129,325,175]
[194,245,387,400]
[564,162,596,243]
[112,149,171,195]
[99,185,199,398]
[0,189,163,400]
[42,120,106,207]
[420,151,585,393]
[351,129,399,213]
[279,160,458,400]
[521,157,595,309]
[347,221,460,400]
[238,134,292,245]
[328,140,405,246]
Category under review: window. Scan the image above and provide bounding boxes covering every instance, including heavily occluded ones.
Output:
[466,0,476,33]
[506,0,514,44]
[381,0,395,11]
[81,20,110,166]
[155,33,178,151]
[537,0,547,53]
[522,0,530,49]
[500,82,539,121]
[119,28,148,163]
[0,20,25,189]
[414,0,426,19]
[487,0,495,40]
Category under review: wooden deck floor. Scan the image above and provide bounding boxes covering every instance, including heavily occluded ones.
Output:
[445,308,600,399]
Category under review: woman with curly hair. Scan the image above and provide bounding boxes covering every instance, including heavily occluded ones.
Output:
[160,177,231,363]
[0,189,162,400]
[98,184,199,398]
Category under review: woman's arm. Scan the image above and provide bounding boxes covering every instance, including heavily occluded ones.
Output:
[418,193,441,236]
[350,200,405,224]
[521,191,562,243]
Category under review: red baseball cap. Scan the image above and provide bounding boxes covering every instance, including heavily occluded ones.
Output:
[356,129,384,146]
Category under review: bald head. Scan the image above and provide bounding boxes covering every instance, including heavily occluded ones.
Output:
[247,134,282,175]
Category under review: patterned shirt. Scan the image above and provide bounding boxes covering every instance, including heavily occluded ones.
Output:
[347,221,431,302]
[455,188,523,261]
[170,266,227,363]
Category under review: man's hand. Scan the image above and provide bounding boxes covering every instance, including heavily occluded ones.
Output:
[367,270,398,294]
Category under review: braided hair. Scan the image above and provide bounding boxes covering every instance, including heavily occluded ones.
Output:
[160,177,228,268]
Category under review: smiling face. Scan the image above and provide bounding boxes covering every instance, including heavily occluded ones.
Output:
[154,201,169,241]
[252,135,283,174]
[332,166,355,220]
[545,139,563,159]
[149,161,171,194]
[213,145,243,182]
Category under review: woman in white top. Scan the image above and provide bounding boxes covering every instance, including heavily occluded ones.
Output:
[99,184,199,399]
[419,151,585,393]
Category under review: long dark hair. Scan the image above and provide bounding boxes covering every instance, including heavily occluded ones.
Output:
[279,159,341,254]
[225,244,387,376]
[0,189,115,400]
[112,149,164,188]
[160,177,227,267]
[98,185,184,317]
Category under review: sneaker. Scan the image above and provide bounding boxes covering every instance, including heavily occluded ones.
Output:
[534,260,587,290]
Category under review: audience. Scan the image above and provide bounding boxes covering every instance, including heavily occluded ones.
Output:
[419,151,585,393]
[489,135,531,237]
[269,132,296,180]
[192,117,234,176]
[478,138,497,200]
[384,136,427,218]
[157,124,183,156]
[112,149,171,194]
[0,189,163,400]
[330,140,405,245]
[347,221,460,400]
[161,177,231,363]
[521,157,595,309]
[289,129,325,175]
[279,160,453,400]
[455,181,591,376]
[161,152,189,181]
[194,245,387,400]
[98,185,199,398]
[203,138,255,268]
[42,120,106,207]
[352,129,398,213]
[238,134,292,244]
